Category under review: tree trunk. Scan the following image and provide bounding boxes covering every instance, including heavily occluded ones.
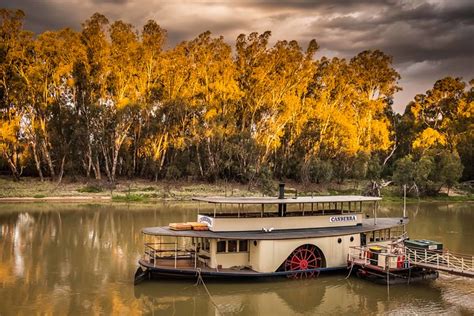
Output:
[56,155,66,184]
[196,144,204,178]
[139,158,147,177]
[84,144,93,178]
[31,142,44,182]
[111,143,120,183]
[93,154,101,180]
[2,151,20,181]
[41,140,55,179]
[102,145,112,182]
[206,137,217,179]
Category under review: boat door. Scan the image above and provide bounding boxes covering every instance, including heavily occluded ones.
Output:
[360,233,367,246]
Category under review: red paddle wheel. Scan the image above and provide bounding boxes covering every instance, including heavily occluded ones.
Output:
[285,244,322,279]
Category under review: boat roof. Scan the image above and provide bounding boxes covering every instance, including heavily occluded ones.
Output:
[192,195,382,205]
[142,217,405,240]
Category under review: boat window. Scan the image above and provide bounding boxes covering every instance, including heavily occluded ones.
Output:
[217,240,226,253]
[238,240,248,252]
[228,240,238,252]
[369,229,391,242]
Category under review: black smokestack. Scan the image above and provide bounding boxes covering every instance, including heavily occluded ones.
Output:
[278,183,286,216]
[278,183,285,199]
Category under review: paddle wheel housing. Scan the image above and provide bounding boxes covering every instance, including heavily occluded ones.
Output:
[280,244,326,278]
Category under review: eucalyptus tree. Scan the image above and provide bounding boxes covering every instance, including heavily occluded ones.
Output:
[183,31,240,180]
[0,9,29,179]
[30,28,85,182]
[254,39,318,169]
[102,20,142,182]
[295,57,356,180]
[134,20,166,176]
[75,12,111,180]
[402,77,473,180]
[349,50,400,154]
[408,77,466,152]
[235,32,318,177]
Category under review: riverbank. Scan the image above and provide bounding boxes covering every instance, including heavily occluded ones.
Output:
[0,177,472,203]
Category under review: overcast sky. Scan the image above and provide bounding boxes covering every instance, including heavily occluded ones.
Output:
[4,0,474,112]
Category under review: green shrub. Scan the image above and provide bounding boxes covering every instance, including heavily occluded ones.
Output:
[308,158,333,183]
[112,193,146,202]
[256,166,274,195]
[78,185,103,193]
[165,165,182,180]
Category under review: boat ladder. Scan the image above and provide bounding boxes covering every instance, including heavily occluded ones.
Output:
[405,246,474,278]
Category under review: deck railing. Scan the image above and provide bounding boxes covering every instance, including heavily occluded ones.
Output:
[144,242,197,268]
[348,245,406,267]
[348,243,474,278]
[405,246,474,276]
[199,209,361,218]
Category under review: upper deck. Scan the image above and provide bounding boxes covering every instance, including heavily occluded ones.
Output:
[142,217,406,240]
[193,195,381,205]
[193,195,382,232]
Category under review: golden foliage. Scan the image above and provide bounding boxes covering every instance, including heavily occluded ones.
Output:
[413,128,447,150]
[3,9,471,182]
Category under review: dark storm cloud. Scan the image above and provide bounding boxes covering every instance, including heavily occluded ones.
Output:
[2,0,473,111]
[2,0,84,32]
[91,0,128,3]
[240,0,392,12]
[307,0,474,63]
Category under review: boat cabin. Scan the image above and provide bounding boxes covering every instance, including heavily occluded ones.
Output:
[194,195,380,232]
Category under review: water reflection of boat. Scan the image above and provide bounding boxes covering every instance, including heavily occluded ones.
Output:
[136,184,419,283]
[133,277,449,315]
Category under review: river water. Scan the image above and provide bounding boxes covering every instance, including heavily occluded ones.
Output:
[0,201,473,315]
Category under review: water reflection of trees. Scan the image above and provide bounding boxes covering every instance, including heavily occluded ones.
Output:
[0,203,194,314]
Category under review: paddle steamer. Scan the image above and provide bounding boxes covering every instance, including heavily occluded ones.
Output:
[135,184,433,283]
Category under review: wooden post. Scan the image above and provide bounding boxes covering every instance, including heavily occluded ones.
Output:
[373,201,376,225]
[194,242,197,269]
[403,184,407,218]
[175,238,178,268]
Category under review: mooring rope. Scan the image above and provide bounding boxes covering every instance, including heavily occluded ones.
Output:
[345,260,355,279]
[386,267,390,297]
[195,268,222,316]
[407,263,412,285]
